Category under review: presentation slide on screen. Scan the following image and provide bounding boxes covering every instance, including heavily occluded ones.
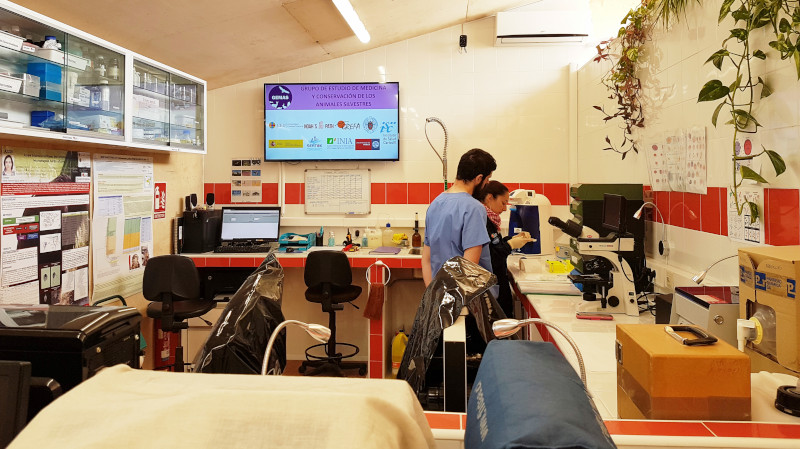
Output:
[264,83,399,161]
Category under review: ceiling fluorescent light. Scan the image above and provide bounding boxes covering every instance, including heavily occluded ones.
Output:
[332,0,370,43]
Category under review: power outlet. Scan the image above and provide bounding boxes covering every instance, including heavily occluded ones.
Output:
[665,271,675,291]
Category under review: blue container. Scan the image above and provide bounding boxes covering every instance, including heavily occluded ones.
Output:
[30,110,55,128]
[39,88,61,101]
[26,62,62,84]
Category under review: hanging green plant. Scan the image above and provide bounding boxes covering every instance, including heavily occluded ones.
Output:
[594,0,700,159]
[697,0,791,222]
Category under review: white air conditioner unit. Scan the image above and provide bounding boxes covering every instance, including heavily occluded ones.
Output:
[495,10,591,45]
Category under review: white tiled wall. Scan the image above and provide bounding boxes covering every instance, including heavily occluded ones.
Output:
[577,0,800,285]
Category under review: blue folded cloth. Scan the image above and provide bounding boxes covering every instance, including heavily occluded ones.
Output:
[465,340,617,449]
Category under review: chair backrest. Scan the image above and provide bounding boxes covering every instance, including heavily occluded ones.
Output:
[304,250,352,288]
[0,360,31,447]
[142,255,200,302]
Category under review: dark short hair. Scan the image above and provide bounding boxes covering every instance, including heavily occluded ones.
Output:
[478,180,509,201]
[456,148,496,182]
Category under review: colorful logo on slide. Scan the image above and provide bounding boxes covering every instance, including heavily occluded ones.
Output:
[268,122,276,129]
[268,85,292,109]
[355,139,380,150]
[363,117,378,133]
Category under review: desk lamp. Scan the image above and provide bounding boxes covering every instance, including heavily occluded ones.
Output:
[492,318,586,386]
[691,254,737,284]
[633,201,669,256]
[262,320,331,375]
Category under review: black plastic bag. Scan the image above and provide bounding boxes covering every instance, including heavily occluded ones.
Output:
[397,256,504,395]
[193,251,286,375]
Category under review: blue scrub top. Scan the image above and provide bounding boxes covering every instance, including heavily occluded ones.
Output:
[424,191,492,277]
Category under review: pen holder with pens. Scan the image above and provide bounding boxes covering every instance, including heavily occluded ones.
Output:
[363,261,391,320]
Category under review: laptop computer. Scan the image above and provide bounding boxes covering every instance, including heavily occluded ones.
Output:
[214,206,281,252]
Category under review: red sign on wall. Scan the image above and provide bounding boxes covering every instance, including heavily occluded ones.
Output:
[154,182,167,219]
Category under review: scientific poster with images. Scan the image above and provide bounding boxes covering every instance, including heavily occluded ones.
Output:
[727,186,763,244]
[0,148,91,306]
[646,136,669,191]
[91,155,154,302]
[231,158,262,202]
[735,135,761,184]
[684,127,707,194]
[664,129,686,192]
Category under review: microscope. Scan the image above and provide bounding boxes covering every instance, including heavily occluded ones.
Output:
[549,194,653,317]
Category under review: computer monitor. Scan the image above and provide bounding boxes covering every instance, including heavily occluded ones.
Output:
[601,193,627,234]
[219,207,281,243]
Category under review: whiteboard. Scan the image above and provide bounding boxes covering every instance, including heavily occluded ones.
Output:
[304,169,371,214]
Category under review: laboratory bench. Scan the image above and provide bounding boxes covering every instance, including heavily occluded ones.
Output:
[183,246,425,380]
[507,254,800,449]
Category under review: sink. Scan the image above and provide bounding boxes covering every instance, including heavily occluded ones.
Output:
[408,248,421,255]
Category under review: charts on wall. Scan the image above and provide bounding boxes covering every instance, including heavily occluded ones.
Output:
[91,155,154,302]
[647,127,707,194]
[231,158,262,203]
[727,186,763,244]
[0,148,91,306]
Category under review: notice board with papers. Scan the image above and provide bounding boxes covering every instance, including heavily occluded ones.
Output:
[304,169,371,215]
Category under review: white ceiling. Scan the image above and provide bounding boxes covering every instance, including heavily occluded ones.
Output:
[12,0,539,89]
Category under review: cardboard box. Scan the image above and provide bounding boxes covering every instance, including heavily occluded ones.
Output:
[616,324,751,420]
[739,246,800,372]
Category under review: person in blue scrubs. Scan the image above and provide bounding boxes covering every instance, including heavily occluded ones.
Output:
[422,148,497,286]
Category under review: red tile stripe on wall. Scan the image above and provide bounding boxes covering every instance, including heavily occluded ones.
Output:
[204,182,572,206]
[650,187,799,243]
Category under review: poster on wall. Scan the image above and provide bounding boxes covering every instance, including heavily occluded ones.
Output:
[684,126,707,194]
[91,155,154,302]
[735,136,761,184]
[0,148,91,306]
[727,186,763,244]
[231,158,262,202]
[646,135,669,191]
[664,129,686,192]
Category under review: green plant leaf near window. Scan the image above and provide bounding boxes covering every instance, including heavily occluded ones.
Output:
[699,0,794,219]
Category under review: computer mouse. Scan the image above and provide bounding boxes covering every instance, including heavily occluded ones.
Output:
[285,247,295,253]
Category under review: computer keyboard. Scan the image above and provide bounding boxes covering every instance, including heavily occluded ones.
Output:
[214,244,275,253]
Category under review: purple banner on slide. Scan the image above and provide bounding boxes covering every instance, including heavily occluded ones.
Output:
[265,83,398,111]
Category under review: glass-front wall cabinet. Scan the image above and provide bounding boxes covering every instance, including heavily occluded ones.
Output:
[0,3,205,152]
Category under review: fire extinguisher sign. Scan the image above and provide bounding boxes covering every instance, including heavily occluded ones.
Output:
[154,182,167,219]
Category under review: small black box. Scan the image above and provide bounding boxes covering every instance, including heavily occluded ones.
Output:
[181,209,221,253]
[654,293,673,324]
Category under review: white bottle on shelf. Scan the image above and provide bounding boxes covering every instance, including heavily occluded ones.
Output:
[100,80,110,111]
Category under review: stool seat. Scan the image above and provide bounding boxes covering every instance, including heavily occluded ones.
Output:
[146,298,215,322]
[304,285,362,304]
[301,250,367,377]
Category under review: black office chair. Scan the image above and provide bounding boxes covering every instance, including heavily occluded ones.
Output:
[299,251,367,377]
[144,255,214,372]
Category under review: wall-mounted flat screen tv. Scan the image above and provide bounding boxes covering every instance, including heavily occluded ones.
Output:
[263,82,399,162]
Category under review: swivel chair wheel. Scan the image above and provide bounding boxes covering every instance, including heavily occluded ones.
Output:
[358,366,367,376]
[298,364,307,374]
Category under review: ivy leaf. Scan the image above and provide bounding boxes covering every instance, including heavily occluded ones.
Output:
[729,74,743,92]
[730,28,749,41]
[605,136,611,144]
[780,17,792,33]
[732,109,761,128]
[593,105,603,111]
[719,0,735,23]
[705,49,730,70]
[740,165,768,183]
[698,80,730,102]
[747,201,760,224]
[764,148,787,175]
[712,101,726,127]
[732,8,750,23]
[621,151,627,160]
[753,49,766,60]
[759,77,772,98]
[795,49,800,79]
